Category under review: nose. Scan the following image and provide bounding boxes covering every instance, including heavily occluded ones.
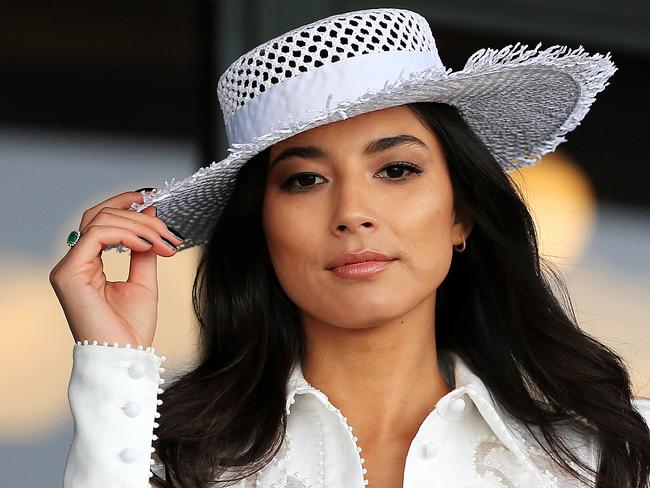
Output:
[335,220,373,233]
[331,176,378,234]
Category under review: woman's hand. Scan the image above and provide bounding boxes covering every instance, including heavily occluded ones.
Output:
[49,191,185,348]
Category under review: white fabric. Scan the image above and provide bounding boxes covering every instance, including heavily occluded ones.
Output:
[63,341,650,487]
[226,50,444,145]
[217,9,437,124]
[63,341,165,488]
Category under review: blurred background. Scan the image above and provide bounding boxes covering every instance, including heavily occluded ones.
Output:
[1,0,649,485]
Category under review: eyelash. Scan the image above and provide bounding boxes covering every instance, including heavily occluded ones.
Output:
[280,162,423,192]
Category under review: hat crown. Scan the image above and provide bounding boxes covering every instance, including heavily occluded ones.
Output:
[217,8,437,125]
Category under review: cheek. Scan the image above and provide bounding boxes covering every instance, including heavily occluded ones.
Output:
[407,211,454,290]
[262,192,324,298]
[389,184,455,286]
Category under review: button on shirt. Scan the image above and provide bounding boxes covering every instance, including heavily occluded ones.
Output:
[63,341,650,488]
[269,356,556,488]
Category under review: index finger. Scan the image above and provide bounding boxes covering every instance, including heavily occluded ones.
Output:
[80,190,153,232]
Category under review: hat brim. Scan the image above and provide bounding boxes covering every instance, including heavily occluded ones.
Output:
[105,42,616,253]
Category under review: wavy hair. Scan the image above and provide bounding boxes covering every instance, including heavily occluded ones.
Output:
[151,101,650,488]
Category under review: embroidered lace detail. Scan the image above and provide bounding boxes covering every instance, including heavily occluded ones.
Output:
[74,339,167,487]
[466,431,591,488]
[470,433,519,488]
[271,472,313,488]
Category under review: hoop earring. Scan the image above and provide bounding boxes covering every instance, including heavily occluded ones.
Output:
[453,233,466,253]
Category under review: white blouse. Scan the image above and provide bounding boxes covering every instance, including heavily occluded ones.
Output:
[63,340,650,488]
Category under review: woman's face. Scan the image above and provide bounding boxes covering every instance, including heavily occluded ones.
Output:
[262,104,472,329]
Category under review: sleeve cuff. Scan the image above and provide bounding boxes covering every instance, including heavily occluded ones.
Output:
[63,340,166,488]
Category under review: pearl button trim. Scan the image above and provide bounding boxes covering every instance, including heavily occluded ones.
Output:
[436,389,475,422]
[255,432,293,487]
[449,397,466,415]
[76,339,166,486]
[289,382,371,487]
[129,362,146,379]
[124,401,142,418]
[313,416,325,487]
[120,446,138,463]
[423,441,437,458]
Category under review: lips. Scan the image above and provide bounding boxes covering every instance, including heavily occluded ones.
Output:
[326,250,395,270]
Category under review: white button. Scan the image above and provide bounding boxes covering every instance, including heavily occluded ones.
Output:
[124,401,142,418]
[449,398,466,415]
[128,362,146,379]
[423,441,437,458]
[120,447,138,463]
[437,391,473,421]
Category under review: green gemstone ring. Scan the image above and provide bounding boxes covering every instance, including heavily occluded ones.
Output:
[67,229,81,247]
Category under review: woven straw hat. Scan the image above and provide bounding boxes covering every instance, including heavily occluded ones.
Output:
[106,7,616,253]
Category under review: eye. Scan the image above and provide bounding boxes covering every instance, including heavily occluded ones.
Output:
[280,162,423,192]
[376,161,423,182]
[280,172,325,192]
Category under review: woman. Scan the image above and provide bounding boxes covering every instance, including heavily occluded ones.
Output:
[50,7,650,488]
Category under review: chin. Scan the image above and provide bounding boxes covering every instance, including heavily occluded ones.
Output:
[330,305,407,328]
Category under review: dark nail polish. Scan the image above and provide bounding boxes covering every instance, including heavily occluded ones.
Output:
[161,236,178,251]
[167,225,185,240]
[134,187,157,192]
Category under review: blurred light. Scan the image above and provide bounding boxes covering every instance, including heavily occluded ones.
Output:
[508,150,597,271]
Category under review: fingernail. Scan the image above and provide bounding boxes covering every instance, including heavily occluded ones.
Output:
[134,187,157,192]
[161,236,178,251]
[167,225,185,240]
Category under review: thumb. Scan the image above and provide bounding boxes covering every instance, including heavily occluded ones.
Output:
[127,205,158,294]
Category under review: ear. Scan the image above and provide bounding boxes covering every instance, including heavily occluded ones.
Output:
[451,205,474,244]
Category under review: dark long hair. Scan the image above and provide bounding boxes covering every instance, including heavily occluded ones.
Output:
[151,101,650,488]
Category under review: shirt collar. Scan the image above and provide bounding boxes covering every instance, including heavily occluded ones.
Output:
[284,348,559,487]
[285,348,495,414]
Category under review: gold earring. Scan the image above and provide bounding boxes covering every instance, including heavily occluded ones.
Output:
[453,233,466,253]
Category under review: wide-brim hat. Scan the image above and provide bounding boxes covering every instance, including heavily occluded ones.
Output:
[105,7,616,253]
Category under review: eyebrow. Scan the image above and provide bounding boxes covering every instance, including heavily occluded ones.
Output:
[268,134,429,169]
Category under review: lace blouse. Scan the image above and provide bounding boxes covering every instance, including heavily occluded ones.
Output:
[62,340,650,487]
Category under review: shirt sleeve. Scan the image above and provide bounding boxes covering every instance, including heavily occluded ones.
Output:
[63,339,166,488]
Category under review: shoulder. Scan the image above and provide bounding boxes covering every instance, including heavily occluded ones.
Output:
[504,396,650,485]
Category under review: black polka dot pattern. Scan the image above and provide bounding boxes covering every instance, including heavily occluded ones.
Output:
[217,8,435,123]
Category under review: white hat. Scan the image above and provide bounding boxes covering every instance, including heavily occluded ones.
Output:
[106,7,616,253]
